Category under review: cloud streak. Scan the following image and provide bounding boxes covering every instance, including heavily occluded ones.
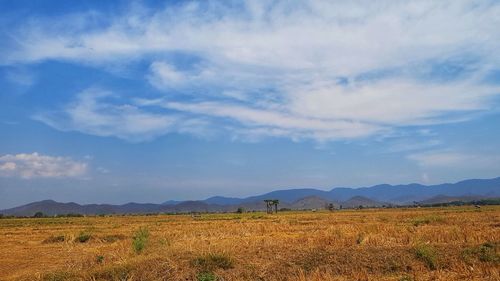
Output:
[34,88,178,142]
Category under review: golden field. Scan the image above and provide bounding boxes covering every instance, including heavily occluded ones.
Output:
[0,206,498,281]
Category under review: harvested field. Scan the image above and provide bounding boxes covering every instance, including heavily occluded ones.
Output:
[0,206,498,281]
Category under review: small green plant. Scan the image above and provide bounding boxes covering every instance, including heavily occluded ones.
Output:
[76,231,92,243]
[132,227,149,254]
[414,244,438,270]
[192,253,234,272]
[96,255,105,264]
[197,272,217,281]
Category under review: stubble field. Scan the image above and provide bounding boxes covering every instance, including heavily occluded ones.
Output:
[0,206,498,281]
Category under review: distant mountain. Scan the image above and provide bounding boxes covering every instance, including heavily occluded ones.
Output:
[203,196,245,205]
[1,177,499,216]
[200,177,500,205]
[290,196,335,210]
[161,200,182,205]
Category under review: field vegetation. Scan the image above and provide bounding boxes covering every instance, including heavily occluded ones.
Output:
[0,206,498,280]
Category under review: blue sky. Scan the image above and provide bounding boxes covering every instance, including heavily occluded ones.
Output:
[1,0,499,208]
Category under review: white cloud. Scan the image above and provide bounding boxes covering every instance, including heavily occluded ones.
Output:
[0,153,88,179]
[148,62,188,89]
[164,101,385,141]
[34,88,178,142]
[5,1,500,142]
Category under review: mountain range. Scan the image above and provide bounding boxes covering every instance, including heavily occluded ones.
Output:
[1,177,499,216]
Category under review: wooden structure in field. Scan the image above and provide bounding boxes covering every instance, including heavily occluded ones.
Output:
[264,199,279,214]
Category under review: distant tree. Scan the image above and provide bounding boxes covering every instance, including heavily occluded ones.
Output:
[264,199,280,214]
[236,207,245,214]
[33,211,45,218]
[272,200,279,213]
[0,213,3,219]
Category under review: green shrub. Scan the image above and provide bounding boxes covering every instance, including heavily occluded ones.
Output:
[463,242,499,263]
[197,272,217,281]
[132,227,149,254]
[414,244,438,270]
[478,243,499,262]
[192,253,234,272]
[76,231,92,243]
[96,255,105,264]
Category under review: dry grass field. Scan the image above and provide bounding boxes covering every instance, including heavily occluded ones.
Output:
[0,206,498,281]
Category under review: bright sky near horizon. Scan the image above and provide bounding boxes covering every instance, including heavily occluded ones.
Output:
[0,0,499,208]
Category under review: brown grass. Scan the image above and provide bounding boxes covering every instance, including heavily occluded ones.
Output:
[0,206,498,280]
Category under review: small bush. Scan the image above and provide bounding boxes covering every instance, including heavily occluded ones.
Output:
[132,227,149,254]
[192,253,234,272]
[414,244,438,270]
[478,243,499,262]
[43,235,65,244]
[462,242,499,263]
[96,255,105,264]
[197,272,217,281]
[76,231,92,243]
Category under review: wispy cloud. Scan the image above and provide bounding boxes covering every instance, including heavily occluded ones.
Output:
[34,87,216,142]
[33,88,178,142]
[407,150,500,169]
[4,1,500,142]
[0,152,88,179]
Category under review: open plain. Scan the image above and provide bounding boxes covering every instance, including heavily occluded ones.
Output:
[0,206,498,281]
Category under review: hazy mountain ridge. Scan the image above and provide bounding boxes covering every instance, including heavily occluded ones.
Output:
[198,177,500,205]
[2,177,499,216]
